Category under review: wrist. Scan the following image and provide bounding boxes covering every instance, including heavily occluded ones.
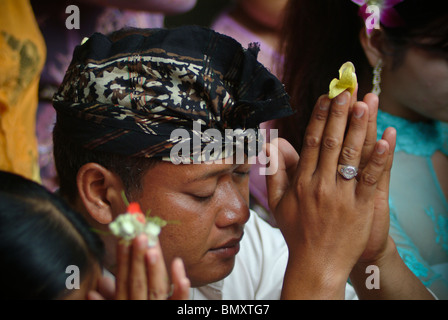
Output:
[349,237,396,296]
[352,236,396,273]
[282,253,350,299]
[349,238,434,299]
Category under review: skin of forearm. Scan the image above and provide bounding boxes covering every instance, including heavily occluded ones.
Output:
[349,239,435,300]
[280,253,350,300]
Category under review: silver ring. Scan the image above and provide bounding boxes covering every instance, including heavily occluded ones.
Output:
[338,164,358,180]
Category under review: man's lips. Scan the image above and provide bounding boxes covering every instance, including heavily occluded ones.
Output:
[209,233,244,257]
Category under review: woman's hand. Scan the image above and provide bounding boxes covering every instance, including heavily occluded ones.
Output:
[87,234,190,300]
[353,93,397,264]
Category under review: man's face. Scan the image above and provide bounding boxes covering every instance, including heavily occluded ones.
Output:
[135,160,252,287]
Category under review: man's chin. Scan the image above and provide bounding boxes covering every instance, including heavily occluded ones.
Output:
[188,256,236,288]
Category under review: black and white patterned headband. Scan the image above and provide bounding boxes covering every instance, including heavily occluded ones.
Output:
[53,26,293,162]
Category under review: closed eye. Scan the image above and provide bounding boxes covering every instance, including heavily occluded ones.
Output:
[191,193,214,202]
[233,170,250,177]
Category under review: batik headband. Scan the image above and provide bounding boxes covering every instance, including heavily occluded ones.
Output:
[53,26,293,163]
[351,0,406,33]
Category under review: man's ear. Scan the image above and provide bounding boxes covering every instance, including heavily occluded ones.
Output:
[359,28,383,68]
[76,163,125,224]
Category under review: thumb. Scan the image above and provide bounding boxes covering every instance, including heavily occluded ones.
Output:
[377,126,397,195]
[265,138,300,212]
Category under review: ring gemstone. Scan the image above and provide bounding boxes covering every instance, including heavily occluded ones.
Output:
[338,165,358,180]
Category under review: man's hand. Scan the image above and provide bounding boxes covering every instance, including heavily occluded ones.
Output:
[266,91,390,299]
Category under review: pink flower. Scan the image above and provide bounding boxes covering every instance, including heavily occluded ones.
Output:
[352,0,405,30]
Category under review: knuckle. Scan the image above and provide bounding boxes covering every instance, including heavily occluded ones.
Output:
[313,180,329,199]
[322,136,340,151]
[330,105,346,117]
[303,134,320,149]
[349,118,365,131]
[360,171,378,186]
[149,290,169,300]
[372,155,386,166]
[295,178,308,195]
[314,110,328,121]
[340,145,359,162]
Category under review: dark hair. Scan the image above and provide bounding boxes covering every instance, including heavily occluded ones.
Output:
[276,0,448,153]
[52,28,163,203]
[0,171,104,299]
[52,120,160,203]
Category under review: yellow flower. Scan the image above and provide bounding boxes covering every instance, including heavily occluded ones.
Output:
[328,62,357,99]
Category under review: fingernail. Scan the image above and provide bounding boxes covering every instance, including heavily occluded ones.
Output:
[353,105,365,119]
[147,249,158,265]
[376,142,386,154]
[320,96,330,110]
[138,235,148,249]
[336,91,349,105]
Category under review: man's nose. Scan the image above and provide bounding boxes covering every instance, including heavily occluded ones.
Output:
[214,180,250,228]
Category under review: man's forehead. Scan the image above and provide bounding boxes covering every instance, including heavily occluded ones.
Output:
[148,160,250,183]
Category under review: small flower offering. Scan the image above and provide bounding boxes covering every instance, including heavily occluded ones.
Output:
[109,202,165,247]
[328,61,358,99]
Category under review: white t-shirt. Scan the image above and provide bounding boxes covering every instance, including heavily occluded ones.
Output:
[190,210,358,300]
